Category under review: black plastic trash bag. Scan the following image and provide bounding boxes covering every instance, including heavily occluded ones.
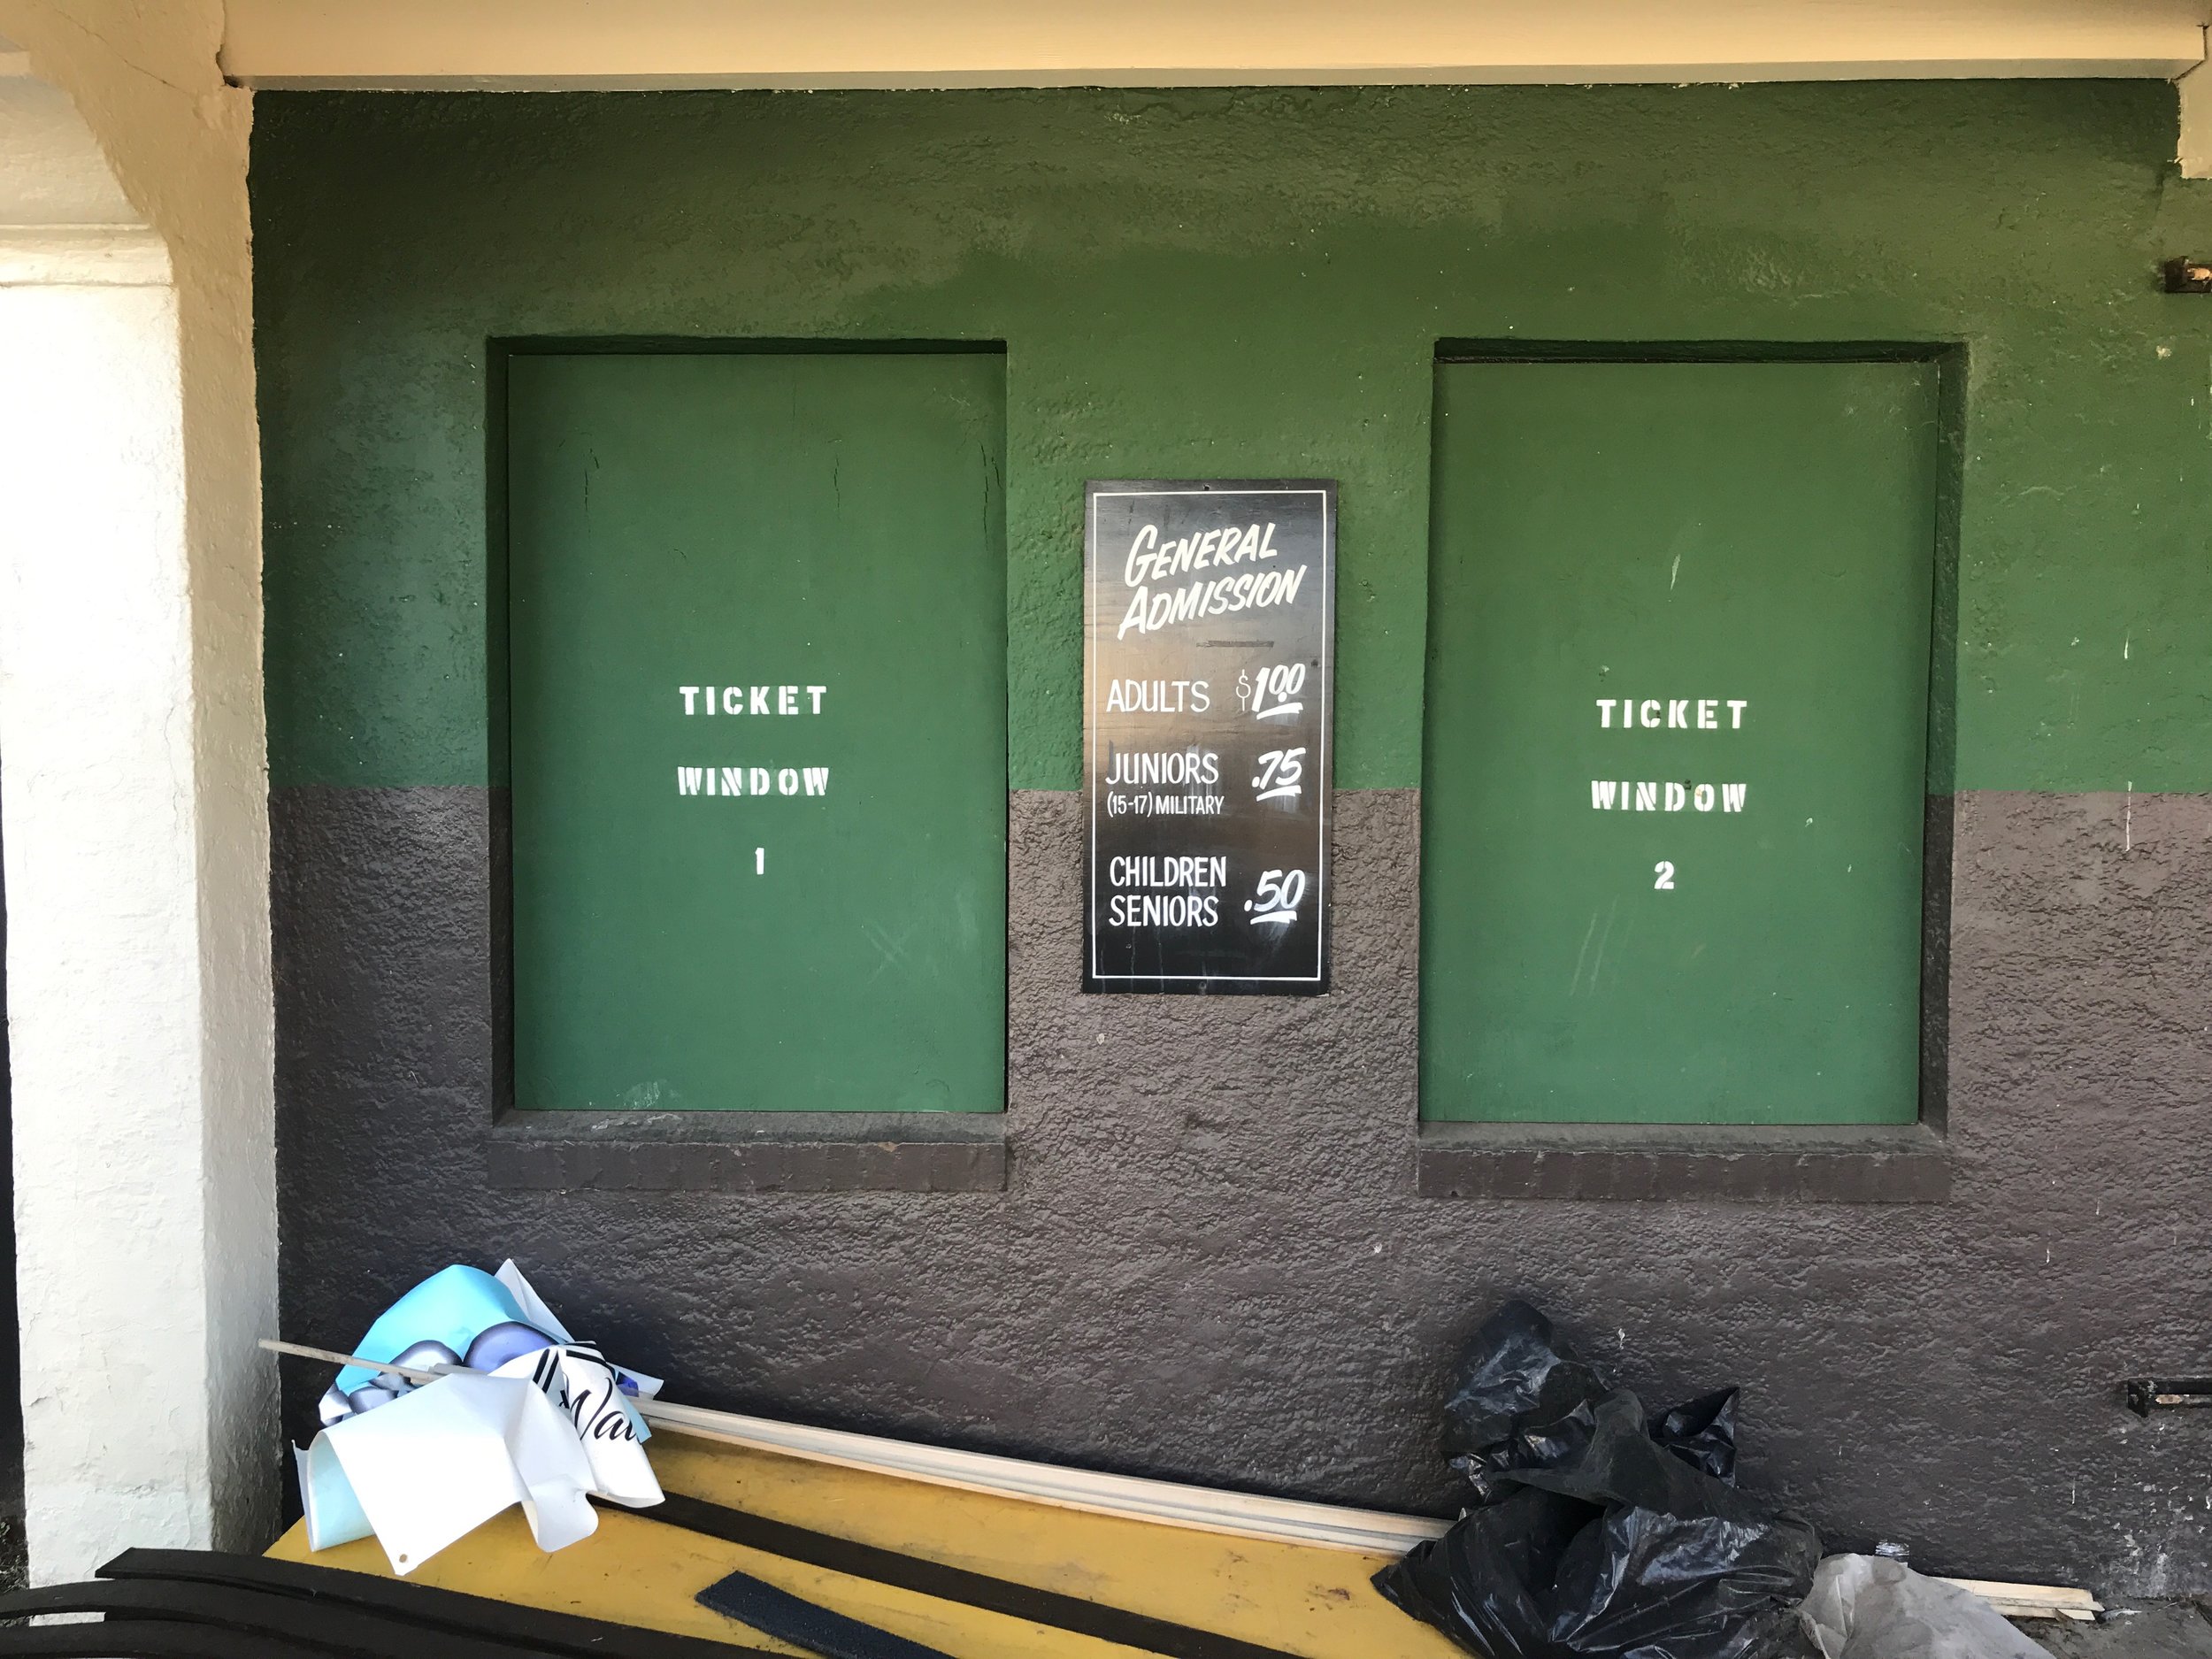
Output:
[1376,1300,1821,1659]
[1646,1387,1740,1486]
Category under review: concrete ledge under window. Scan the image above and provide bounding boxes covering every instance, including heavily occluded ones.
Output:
[488,1111,1008,1194]
[1416,1120,1949,1204]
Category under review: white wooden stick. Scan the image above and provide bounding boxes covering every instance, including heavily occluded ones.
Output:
[257,1337,446,1386]
[262,1335,1433,1553]
[644,1395,1466,1555]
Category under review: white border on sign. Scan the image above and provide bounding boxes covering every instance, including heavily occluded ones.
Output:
[1087,486,1332,985]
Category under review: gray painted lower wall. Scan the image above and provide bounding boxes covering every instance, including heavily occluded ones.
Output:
[273,785,2212,1594]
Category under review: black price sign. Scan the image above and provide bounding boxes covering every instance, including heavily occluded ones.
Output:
[1084,480,1335,994]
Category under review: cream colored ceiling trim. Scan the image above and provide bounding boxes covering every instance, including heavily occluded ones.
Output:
[2180,58,2212,171]
[0,72,151,254]
[221,0,2209,90]
[0,226,171,286]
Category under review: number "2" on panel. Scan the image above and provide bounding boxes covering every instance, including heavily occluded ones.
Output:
[1654,861,1676,891]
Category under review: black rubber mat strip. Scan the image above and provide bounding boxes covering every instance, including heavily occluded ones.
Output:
[0,1578,564,1659]
[0,1618,319,1658]
[698,1567,956,1659]
[98,1547,779,1658]
[645,1490,1312,1659]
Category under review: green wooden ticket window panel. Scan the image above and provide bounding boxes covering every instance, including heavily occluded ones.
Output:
[505,350,1008,1112]
[1421,357,1941,1125]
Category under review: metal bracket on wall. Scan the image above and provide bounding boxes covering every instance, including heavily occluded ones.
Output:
[2162,257,2212,292]
[2122,1376,2212,1415]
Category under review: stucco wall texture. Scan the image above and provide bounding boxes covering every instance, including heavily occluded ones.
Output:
[257,86,2212,1593]
[273,785,2212,1592]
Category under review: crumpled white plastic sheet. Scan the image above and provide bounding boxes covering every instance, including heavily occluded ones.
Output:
[1801,1555,2056,1659]
[294,1263,663,1575]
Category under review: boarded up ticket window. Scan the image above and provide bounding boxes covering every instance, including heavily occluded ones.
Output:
[1421,357,1944,1125]
[503,349,1007,1112]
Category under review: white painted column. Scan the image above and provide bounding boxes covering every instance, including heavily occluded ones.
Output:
[0,39,275,1582]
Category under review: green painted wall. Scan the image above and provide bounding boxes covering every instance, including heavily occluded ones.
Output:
[257,83,2212,796]
[1424,358,1939,1124]
[506,350,1009,1112]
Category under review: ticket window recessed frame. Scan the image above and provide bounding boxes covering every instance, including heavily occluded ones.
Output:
[1418,342,1962,1130]
[487,339,1011,1118]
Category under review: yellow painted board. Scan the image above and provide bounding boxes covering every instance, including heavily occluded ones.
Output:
[273,1508,797,1652]
[270,1505,1133,1659]
[647,1430,1463,1659]
[268,1430,1464,1659]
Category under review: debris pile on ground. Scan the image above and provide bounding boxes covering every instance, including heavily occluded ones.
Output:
[290,1260,665,1574]
[1375,1298,1823,1659]
[223,1281,2128,1659]
[1801,1555,2055,1659]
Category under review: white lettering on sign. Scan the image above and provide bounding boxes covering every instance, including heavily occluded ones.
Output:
[1589,691,1752,895]
[1114,520,1311,640]
[676,765,829,796]
[1253,748,1305,803]
[1102,793,1229,818]
[1108,855,1230,888]
[1103,679,1210,714]
[1242,663,1307,720]
[1106,894,1221,927]
[679,686,830,715]
[1122,519,1279,587]
[1102,749,1221,787]
[1590,780,1747,812]
[1595,697,1749,729]
[1102,810,1233,922]
[1118,564,1309,640]
[1245,867,1307,926]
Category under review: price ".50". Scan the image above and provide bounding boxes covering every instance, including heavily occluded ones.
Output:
[1246,868,1307,926]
